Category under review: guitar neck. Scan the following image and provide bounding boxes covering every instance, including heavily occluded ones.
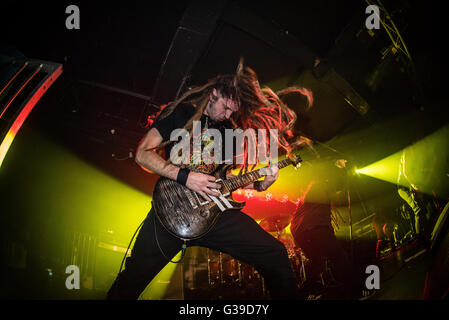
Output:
[223,158,293,192]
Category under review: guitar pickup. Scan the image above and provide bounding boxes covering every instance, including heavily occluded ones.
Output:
[193,191,210,206]
[184,189,199,209]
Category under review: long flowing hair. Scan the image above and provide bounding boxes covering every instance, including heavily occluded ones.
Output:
[147,58,313,174]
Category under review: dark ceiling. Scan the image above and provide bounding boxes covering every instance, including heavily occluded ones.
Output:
[1,0,447,197]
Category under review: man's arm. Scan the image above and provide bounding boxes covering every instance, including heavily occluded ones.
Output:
[135,127,221,200]
[135,127,180,180]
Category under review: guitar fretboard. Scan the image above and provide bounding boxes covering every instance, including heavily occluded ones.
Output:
[223,158,293,192]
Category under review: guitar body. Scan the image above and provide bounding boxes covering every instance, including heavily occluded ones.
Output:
[153,167,245,240]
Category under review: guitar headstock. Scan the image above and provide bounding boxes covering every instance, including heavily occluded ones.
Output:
[289,153,303,169]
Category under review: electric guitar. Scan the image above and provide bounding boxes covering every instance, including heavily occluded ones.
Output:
[152,155,302,240]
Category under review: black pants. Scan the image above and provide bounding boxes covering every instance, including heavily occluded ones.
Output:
[107,209,298,300]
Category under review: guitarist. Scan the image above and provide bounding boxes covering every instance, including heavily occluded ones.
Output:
[107,60,312,300]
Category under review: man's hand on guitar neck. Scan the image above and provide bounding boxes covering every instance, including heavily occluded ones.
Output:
[227,163,279,192]
[259,164,279,191]
[186,171,222,202]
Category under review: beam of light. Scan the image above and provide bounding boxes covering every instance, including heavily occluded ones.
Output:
[356,154,402,184]
[356,124,449,197]
[140,251,183,300]
[2,130,184,299]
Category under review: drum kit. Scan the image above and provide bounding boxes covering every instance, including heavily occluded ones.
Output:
[205,249,267,299]
[184,213,308,299]
[259,214,308,289]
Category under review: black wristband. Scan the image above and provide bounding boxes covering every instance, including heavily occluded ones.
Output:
[254,181,265,192]
[177,167,190,186]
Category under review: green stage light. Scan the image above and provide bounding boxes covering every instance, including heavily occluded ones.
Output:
[356,124,449,197]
